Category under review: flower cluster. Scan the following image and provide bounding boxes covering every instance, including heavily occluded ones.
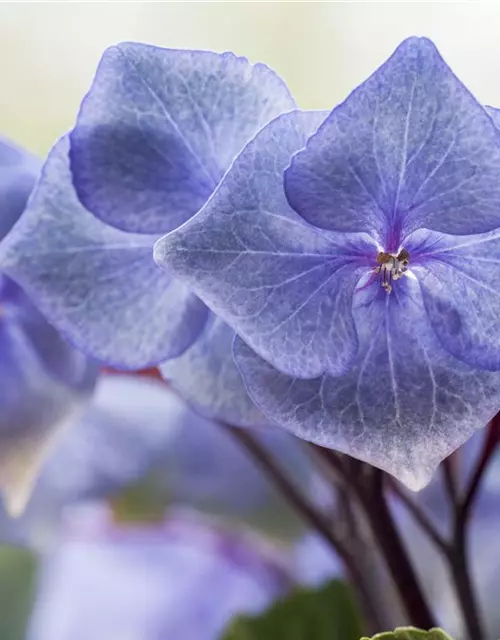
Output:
[4,32,500,640]
[3,36,500,494]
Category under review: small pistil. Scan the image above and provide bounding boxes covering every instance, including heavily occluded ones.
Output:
[375,248,409,294]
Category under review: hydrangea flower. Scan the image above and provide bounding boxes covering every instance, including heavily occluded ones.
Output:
[154,37,500,489]
[0,43,296,427]
[0,137,97,515]
[27,506,291,640]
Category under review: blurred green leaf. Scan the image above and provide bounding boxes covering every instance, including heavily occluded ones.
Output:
[221,579,364,639]
[360,628,454,640]
[0,545,38,640]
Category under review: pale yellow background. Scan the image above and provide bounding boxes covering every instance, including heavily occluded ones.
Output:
[1,2,500,156]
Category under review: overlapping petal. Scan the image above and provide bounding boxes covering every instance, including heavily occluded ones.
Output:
[160,316,269,427]
[234,278,500,489]
[70,42,296,234]
[155,110,374,378]
[410,229,500,371]
[0,137,40,241]
[0,137,208,368]
[285,37,500,244]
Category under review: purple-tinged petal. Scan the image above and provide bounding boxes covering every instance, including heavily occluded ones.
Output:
[156,110,374,378]
[160,316,269,428]
[0,137,208,368]
[0,137,40,242]
[70,43,295,235]
[409,228,500,371]
[234,278,500,490]
[28,507,291,640]
[286,37,500,243]
[0,281,97,515]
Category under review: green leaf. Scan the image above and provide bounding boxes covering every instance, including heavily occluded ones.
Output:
[360,627,455,640]
[0,545,38,640]
[222,579,364,640]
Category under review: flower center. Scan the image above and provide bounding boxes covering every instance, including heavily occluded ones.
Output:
[375,248,409,294]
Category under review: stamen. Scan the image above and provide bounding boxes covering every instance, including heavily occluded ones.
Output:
[375,248,410,294]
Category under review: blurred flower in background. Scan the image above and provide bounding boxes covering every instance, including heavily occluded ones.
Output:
[29,373,311,539]
[27,506,292,640]
[0,136,98,517]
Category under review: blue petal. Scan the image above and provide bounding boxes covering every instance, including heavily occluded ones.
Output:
[160,316,269,428]
[0,137,208,368]
[70,43,296,234]
[0,136,40,242]
[0,282,97,515]
[234,278,500,490]
[28,509,290,640]
[411,228,500,371]
[285,37,500,243]
[155,110,372,378]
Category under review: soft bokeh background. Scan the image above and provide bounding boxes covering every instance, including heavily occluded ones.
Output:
[2,3,500,638]
[3,2,500,156]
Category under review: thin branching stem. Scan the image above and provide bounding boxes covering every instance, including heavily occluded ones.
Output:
[445,416,500,640]
[221,425,383,630]
[313,449,436,629]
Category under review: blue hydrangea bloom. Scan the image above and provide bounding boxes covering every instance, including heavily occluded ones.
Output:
[27,506,291,640]
[0,43,294,389]
[155,37,500,489]
[0,137,98,515]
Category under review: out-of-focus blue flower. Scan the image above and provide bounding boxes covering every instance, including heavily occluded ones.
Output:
[0,44,297,429]
[155,38,500,489]
[0,137,98,516]
[27,506,292,640]
[29,374,311,526]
